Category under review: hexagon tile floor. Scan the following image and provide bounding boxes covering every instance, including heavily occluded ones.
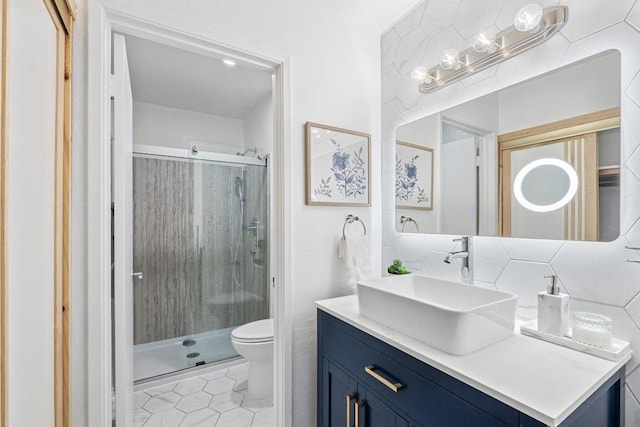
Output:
[134,363,275,427]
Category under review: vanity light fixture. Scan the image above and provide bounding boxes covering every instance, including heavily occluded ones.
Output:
[411,5,567,93]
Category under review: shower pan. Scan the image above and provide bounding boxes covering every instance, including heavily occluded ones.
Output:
[130,146,269,381]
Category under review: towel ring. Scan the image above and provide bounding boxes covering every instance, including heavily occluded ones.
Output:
[400,216,420,233]
[343,214,366,238]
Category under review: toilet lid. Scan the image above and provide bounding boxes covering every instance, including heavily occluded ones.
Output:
[232,318,274,343]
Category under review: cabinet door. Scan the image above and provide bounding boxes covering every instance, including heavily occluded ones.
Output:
[356,385,408,427]
[321,358,359,427]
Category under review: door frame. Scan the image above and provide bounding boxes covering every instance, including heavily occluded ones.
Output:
[86,4,293,426]
[0,1,7,425]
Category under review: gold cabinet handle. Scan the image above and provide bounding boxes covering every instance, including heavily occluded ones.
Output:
[346,393,354,427]
[364,365,403,392]
[355,400,365,427]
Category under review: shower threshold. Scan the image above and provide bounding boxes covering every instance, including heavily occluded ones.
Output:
[134,327,238,381]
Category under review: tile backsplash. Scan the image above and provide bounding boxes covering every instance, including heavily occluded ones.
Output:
[381,0,640,423]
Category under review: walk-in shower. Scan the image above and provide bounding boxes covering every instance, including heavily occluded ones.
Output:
[131,146,269,381]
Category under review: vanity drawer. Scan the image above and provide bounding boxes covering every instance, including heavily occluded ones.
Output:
[320,312,517,426]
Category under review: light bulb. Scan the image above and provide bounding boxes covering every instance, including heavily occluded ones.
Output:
[473,30,498,53]
[514,3,543,32]
[440,48,461,70]
[411,66,432,83]
[223,59,236,67]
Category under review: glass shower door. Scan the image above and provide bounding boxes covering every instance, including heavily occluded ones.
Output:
[131,153,268,381]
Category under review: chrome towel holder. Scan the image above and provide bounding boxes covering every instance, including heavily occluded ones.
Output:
[400,216,420,233]
[343,214,366,238]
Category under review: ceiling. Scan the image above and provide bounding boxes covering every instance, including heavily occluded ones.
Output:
[124,35,273,120]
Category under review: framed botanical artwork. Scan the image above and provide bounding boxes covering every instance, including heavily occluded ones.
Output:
[396,140,433,210]
[305,122,371,206]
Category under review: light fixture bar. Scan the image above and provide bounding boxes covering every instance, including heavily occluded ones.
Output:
[418,6,567,93]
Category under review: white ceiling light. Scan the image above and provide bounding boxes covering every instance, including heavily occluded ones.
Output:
[223,59,236,67]
[513,158,578,213]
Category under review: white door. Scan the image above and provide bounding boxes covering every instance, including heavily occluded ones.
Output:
[112,33,134,427]
[6,0,60,424]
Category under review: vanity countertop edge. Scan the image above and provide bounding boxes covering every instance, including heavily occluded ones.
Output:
[315,294,631,427]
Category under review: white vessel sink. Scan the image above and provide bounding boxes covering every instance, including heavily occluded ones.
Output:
[357,275,517,355]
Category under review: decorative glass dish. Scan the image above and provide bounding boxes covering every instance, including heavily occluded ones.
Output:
[572,312,612,349]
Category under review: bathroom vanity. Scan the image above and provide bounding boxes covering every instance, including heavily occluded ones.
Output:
[316,296,629,427]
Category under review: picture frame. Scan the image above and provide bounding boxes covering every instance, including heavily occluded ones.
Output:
[396,140,434,210]
[305,122,371,206]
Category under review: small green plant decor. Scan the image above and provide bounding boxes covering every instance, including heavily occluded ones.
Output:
[387,259,410,275]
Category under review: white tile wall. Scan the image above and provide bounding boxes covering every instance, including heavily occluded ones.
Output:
[472,237,509,283]
[453,0,504,39]
[629,2,640,32]
[420,0,461,38]
[559,0,637,42]
[381,1,640,424]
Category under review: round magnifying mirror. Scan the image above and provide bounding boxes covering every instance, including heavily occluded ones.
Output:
[513,158,578,213]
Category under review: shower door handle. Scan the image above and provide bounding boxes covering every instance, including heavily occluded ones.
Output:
[132,272,143,280]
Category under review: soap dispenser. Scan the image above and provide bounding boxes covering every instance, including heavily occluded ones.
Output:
[537,275,569,337]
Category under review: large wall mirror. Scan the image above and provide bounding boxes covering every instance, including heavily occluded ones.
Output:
[395,50,620,242]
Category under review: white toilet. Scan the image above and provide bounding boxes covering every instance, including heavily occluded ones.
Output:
[231,318,274,399]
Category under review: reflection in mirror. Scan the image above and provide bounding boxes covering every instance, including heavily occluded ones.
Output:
[395,50,620,242]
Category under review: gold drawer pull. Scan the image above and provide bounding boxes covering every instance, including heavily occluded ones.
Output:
[364,365,403,392]
[355,400,364,427]
[346,393,354,427]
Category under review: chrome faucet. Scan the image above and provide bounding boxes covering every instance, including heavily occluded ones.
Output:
[444,236,472,283]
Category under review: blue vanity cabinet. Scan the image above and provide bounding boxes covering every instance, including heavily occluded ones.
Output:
[317,309,625,427]
[321,356,408,427]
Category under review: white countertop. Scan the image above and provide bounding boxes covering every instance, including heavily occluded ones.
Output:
[316,295,631,427]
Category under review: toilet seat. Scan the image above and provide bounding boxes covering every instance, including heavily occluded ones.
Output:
[231,318,274,343]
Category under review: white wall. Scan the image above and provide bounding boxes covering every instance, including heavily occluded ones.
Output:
[72,0,420,426]
[133,101,245,153]
[382,1,640,424]
[244,93,273,156]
